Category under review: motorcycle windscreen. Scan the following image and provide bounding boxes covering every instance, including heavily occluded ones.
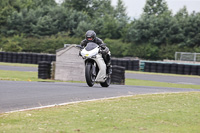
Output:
[85,42,98,51]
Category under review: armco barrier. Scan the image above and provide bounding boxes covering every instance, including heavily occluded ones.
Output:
[144,61,200,76]
[0,52,56,64]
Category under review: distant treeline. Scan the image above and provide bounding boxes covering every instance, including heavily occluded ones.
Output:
[0,0,200,60]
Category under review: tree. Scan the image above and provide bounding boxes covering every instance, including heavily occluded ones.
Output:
[62,0,92,14]
[100,14,120,39]
[73,21,94,37]
[91,0,114,17]
[143,0,170,16]
[114,0,129,38]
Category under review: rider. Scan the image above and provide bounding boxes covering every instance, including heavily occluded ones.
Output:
[80,30,112,74]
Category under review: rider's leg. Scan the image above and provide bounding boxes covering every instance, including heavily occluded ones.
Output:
[106,54,112,74]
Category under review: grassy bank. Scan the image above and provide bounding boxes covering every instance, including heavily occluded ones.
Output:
[0,62,38,67]
[126,78,200,89]
[1,92,200,133]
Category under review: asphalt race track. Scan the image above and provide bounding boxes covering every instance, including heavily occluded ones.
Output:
[1,80,200,113]
[0,65,200,113]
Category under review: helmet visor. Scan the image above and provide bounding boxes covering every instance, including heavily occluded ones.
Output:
[87,37,93,41]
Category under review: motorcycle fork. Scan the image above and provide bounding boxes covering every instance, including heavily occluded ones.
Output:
[92,62,96,76]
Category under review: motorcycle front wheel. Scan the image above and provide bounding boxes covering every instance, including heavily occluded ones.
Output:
[85,62,96,87]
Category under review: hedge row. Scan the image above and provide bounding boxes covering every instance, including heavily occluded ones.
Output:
[144,62,200,75]
[0,52,56,64]
[111,58,139,71]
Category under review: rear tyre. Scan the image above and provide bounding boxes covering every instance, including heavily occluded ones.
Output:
[85,62,95,87]
[100,74,111,87]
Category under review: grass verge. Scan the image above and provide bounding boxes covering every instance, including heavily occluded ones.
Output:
[0,70,50,82]
[126,70,200,78]
[0,70,84,83]
[1,92,200,133]
[0,62,38,67]
[126,78,200,89]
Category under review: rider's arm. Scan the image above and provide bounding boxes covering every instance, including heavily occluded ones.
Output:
[80,39,87,47]
[96,37,104,45]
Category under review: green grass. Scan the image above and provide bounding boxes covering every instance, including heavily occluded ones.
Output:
[0,69,200,89]
[0,62,38,67]
[1,92,200,133]
[0,70,84,83]
[126,78,200,89]
[126,70,200,78]
[0,70,49,82]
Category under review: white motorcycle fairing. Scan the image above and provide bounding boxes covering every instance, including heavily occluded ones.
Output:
[81,46,107,82]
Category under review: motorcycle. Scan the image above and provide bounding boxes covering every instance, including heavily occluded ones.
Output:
[78,42,111,87]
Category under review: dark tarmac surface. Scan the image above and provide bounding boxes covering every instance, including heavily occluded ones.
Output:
[0,65,200,113]
[1,80,199,113]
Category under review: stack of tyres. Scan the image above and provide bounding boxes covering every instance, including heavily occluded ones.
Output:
[133,60,140,71]
[27,54,32,64]
[177,64,184,74]
[0,52,3,62]
[198,66,200,76]
[191,65,198,75]
[144,62,151,72]
[38,61,51,79]
[157,63,163,73]
[51,55,56,62]
[32,53,38,64]
[111,65,125,85]
[12,52,18,63]
[111,59,118,66]
[22,53,27,63]
[3,52,8,62]
[183,65,191,75]
[150,63,157,72]
[7,52,13,62]
[170,63,177,74]
[163,63,171,73]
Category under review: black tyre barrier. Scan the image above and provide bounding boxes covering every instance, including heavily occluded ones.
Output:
[170,64,177,74]
[111,58,139,71]
[163,63,171,73]
[143,61,200,76]
[190,65,198,75]
[111,65,125,85]
[38,61,52,79]
[144,62,151,72]
[177,64,184,74]
[198,66,200,76]
[183,65,191,75]
[156,63,163,73]
[150,63,157,72]
[0,52,56,64]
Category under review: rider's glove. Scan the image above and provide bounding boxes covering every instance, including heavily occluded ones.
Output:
[79,50,82,56]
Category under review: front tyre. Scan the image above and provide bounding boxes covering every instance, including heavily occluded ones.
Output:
[85,62,95,87]
[100,74,111,87]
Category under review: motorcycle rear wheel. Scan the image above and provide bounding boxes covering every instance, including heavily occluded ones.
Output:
[85,62,95,87]
[100,74,111,87]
